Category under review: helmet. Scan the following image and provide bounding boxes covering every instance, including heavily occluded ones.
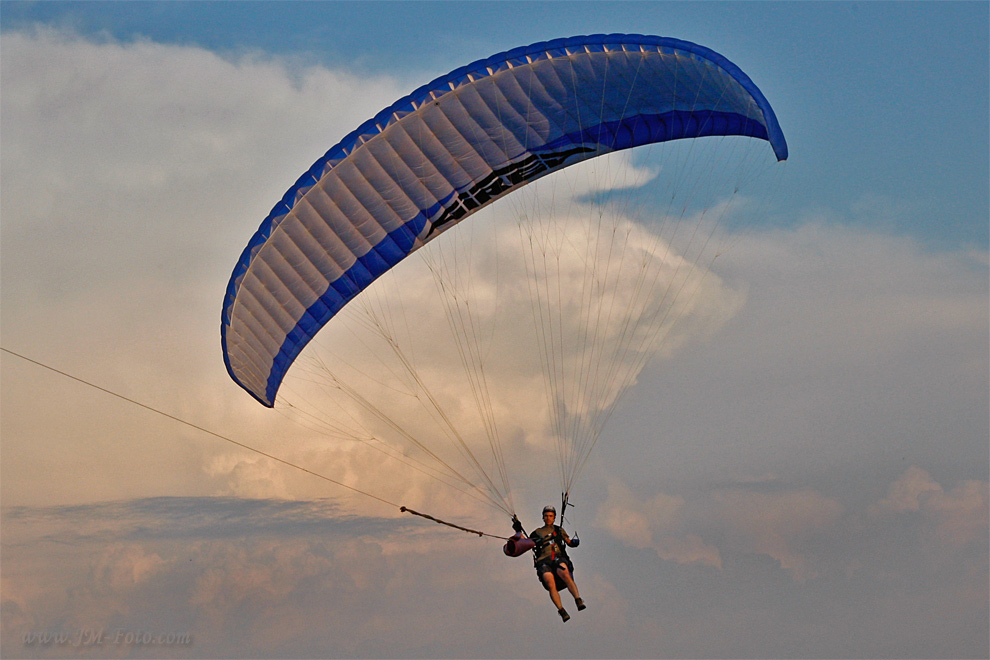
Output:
[542,505,556,515]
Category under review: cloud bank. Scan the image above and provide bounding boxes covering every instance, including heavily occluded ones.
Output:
[3,465,986,658]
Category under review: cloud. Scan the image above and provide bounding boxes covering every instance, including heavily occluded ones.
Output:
[608,218,989,501]
[871,466,989,547]
[0,497,646,658]
[91,544,166,592]
[597,467,989,587]
[5,474,985,658]
[2,498,410,656]
[595,482,721,567]
[2,27,401,297]
[595,479,845,581]
[926,480,989,546]
[0,26,404,508]
[712,488,843,582]
[871,465,943,514]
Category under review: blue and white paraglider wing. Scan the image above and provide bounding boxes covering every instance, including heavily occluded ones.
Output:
[221,33,787,407]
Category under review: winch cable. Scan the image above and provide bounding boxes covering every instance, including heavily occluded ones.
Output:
[1,346,508,541]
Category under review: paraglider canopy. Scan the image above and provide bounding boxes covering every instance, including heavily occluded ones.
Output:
[220,33,787,408]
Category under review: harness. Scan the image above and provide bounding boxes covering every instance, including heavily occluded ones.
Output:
[532,525,569,565]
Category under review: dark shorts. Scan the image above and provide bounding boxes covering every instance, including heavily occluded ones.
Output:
[535,557,574,591]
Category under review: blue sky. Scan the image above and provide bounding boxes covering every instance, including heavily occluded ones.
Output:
[1,2,987,658]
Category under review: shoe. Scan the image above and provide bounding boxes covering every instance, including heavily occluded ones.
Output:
[558,608,570,622]
[575,598,586,611]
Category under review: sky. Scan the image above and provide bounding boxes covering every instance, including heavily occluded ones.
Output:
[1,2,987,658]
